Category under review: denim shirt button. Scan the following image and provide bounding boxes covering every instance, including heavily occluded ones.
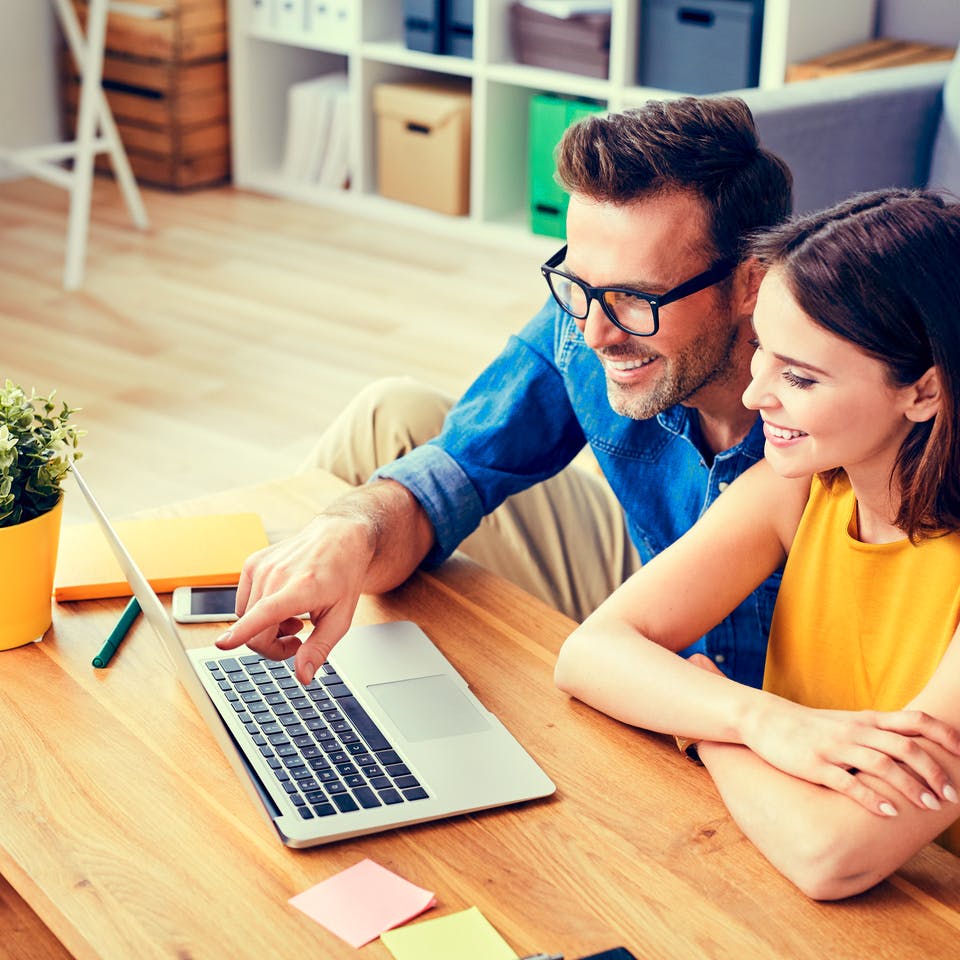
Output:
[718,481,729,492]
[714,653,726,664]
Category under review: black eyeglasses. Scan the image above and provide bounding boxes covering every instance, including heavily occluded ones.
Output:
[540,245,737,336]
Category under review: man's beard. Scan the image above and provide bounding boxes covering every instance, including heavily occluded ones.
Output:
[604,323,740,420]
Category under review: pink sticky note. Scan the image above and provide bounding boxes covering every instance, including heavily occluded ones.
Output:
[289,858,437,948]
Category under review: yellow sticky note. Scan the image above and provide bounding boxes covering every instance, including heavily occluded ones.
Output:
[380,906,518,960]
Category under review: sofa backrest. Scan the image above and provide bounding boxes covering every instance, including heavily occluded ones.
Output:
[742,60,950,214]
[927,47,960,195]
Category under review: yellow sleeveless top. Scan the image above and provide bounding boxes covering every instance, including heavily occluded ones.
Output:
[763,475,960,854]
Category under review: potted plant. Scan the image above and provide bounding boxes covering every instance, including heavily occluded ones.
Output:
[0,380,83,650]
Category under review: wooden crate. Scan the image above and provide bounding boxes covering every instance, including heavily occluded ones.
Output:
[61,0,230,190]
[70,0,227,62]
[787,37,956,83]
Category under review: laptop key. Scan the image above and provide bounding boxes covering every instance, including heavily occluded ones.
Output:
[352,786,381,809]
[340,696,393,752]
[369,776,391,790]
[297,807,314,820]
[393,775,420,790]
[332,793,359,813]
[378,788,403,805]
[402,787,429,801]
[375,749,402,767]
[313,803,337,817]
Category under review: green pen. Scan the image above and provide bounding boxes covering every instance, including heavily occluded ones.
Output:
[92,597,141,668]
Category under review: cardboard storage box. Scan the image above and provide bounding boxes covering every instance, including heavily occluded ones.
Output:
[62,0,230,190]
[639,0,764,93]
[786,38,956,82]
[374,81,471,216]
[510,2,611,80]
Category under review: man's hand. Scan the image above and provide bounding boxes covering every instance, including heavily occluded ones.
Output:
[215,513,375,684]
[215,480,435,684]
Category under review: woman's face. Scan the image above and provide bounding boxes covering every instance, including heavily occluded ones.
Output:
[742,268,919,484]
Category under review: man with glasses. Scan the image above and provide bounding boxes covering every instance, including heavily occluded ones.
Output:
[219,96,793,688]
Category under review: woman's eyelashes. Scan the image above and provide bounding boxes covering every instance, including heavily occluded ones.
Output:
[750,339,818,390]
[782,369,817,390]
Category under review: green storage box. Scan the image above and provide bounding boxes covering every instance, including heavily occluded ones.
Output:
[528,94,604,238]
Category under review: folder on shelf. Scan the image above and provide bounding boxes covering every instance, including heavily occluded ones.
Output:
[54,513,270,601]
[317,82,351,189]
[281,72,351,187]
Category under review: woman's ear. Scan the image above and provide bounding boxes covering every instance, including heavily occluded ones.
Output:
[904,366,942,423]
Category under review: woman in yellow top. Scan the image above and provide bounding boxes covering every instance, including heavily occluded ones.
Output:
[555,188,960,900]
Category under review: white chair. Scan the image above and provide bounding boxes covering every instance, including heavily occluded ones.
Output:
[0,0,149,290]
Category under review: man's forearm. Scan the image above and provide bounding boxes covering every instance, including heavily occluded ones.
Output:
[322,478,436,594]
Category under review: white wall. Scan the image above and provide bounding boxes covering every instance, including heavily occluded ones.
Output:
[0,0,60,180]
[877,0,960,47]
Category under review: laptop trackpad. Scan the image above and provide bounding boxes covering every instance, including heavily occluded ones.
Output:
[367,675,490,742]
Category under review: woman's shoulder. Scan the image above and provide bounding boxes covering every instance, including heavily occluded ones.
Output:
[723,460,812,552]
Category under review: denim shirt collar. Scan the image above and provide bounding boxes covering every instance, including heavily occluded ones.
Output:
[656,404,765,464]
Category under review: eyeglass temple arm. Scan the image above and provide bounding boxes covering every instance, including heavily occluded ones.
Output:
[657,257,738,307]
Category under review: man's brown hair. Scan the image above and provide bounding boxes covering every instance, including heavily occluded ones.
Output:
[556,96,793,262]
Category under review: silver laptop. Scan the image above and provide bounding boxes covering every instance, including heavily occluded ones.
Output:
[71,466,555,847]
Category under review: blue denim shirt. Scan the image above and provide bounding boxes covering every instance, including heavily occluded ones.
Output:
[378,298,780,689]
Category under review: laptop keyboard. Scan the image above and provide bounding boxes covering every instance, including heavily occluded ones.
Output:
[204,653,429,820]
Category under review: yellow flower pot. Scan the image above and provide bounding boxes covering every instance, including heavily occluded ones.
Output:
[0,499,63,650]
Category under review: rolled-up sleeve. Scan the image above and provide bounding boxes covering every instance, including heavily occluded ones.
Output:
[375,302,586,567]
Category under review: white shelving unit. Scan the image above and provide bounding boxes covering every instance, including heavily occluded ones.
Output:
[228,0,877,245]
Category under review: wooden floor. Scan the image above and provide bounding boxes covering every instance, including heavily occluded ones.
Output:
[0,177,550,525]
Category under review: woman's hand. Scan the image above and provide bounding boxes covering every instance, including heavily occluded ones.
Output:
[743,698,960,816]
[687,654,960,816]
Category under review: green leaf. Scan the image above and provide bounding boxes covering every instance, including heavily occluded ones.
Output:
[0,381,83,527]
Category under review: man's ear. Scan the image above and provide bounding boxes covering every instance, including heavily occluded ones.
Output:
[904,366,942,423]
[734,256,765,315]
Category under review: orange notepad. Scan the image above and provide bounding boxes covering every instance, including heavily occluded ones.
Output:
[54,513,270,601]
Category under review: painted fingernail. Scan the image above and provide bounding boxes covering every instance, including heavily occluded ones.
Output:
[921,792,942,811]
[879,802,898,817]
[944,784,959,804]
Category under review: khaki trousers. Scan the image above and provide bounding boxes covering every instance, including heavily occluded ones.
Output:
[301,377,641,622]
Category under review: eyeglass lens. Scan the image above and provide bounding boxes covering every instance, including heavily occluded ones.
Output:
[547,273,656,335]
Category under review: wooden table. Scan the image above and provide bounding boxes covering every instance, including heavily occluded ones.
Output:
[2,470,960,960]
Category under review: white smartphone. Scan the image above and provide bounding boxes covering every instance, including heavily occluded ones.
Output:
[171,585,239,623]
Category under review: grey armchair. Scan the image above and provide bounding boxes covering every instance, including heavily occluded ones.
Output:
[738,46,959,213]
